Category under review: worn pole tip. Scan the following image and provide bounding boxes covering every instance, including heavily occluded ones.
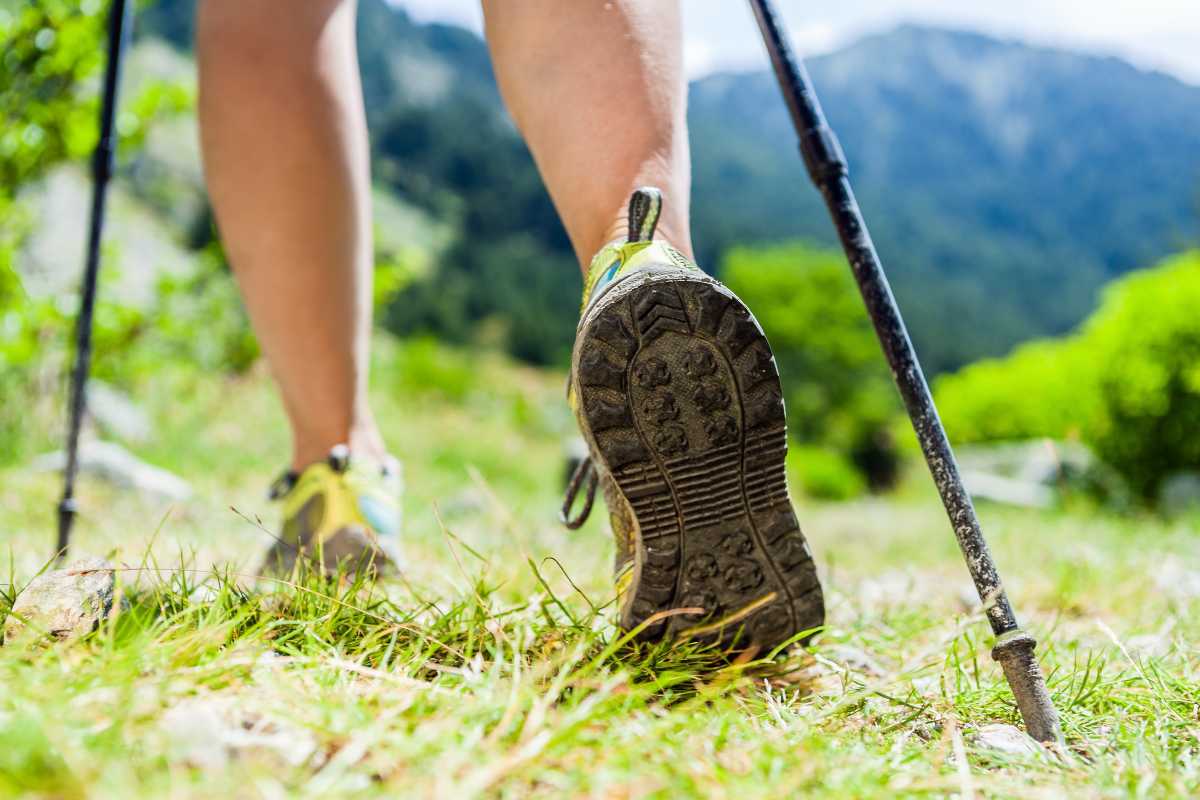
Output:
[991,630,1064,744]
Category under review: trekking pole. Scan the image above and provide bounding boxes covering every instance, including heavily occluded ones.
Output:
[55,0,133,563]
[746,0,1063,744]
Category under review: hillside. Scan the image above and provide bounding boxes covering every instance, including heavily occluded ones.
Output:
[690,26,1200,370]
[130,3,1200,372]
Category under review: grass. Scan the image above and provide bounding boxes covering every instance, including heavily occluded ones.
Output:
[2,337,1198,798]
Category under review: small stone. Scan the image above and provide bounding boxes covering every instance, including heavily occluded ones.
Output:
[161,701,231,771]
[971,723,1045,759]
[4,558,115,643]
[825,644,886,676]
[161,697,319,771]
[1159,472,1200,517]
[1153,557,1200,600]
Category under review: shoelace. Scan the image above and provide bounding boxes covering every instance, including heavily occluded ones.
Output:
[560,456,598,529]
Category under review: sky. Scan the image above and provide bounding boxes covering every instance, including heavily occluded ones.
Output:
[390,0,1200,85]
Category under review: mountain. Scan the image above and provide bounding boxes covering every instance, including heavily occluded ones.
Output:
[689,26,1200,370]
[135,3,1200,372]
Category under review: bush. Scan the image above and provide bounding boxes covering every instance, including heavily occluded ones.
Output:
[788,445,866,501]
[936,337,1100,444]
[723,242,900,492]
[935,251,1200,501]
[1084,252,1200,499]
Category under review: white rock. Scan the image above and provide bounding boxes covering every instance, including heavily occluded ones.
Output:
[1159,472,1200,516]
[86,381,152,444]
[856,571,917,610]
[161,697,318,772]
[32,441,192,503]
[161,701,231,771]
[4,558,115,643]
[971,723,1045,759]
[960,469,1054,509]
[1153,557,1200,600]
[825,644,886,676]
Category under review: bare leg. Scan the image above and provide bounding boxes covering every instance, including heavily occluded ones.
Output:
[482,0,692,267]
[197,0,384,470]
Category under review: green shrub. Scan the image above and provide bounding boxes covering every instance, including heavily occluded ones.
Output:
[788,445,866,501]
[723,242,900,493]
[936,336,1100,444]
[935,251,1200,501]
[1083,252,1200,499]
[379,336,476,402]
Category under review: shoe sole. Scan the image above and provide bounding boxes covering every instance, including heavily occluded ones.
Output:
[574,268,825,652]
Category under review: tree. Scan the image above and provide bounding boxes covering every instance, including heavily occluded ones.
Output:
[722,242,900,489]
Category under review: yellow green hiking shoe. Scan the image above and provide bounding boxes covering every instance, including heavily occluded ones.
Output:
[258,445,402,578]
[563,187,825,652]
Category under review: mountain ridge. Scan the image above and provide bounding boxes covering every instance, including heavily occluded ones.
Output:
[688,23,1200,368]
[134,1,1200,371]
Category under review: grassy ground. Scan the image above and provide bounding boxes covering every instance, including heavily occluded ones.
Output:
[2,338,1197,798]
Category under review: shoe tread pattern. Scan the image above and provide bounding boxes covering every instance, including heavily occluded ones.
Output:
[577,274,824,650]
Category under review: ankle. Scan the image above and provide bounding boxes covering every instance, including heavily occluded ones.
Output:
[290,415,388,472]
[589,198,693,270]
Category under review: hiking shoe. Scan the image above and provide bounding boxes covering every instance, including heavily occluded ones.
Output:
[258,445,402,578]
[563,187,825,652]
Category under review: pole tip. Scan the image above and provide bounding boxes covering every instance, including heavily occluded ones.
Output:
[992,630,1064,744]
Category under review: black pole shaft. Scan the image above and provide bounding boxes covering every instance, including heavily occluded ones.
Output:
[56,0,132,561]
[747,0,1062,743]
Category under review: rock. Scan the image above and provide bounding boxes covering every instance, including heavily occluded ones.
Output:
[960,470,1054,508]
[1125,632,1171,656]
[824,644,886,676]
[161,701,231,772]
[855,570,918,611]
[86,381,152,444]
[4,558,115,643]
[161,697,318,771]
[957,439,1127,508]
[31,441,192,503]
[971,723,1045,759]
[955,582,982,613]
[1158,472,1200,517]
[1152,557,1200,600]
[19,166,199,308]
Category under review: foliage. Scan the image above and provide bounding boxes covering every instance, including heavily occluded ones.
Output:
[788,444,866,500]
[724,242,900,491]
[690,28,1200,373]
[1,0,189,256]
[0,0,230,464]
[0,0,119,462]
[936,251,1200,501]
[1083,253,1200,499]
[935,337,1100,444]
[136,1,1200,375]
[372,89,580,366]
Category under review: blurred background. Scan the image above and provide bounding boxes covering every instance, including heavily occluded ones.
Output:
[2,0,1198,570]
